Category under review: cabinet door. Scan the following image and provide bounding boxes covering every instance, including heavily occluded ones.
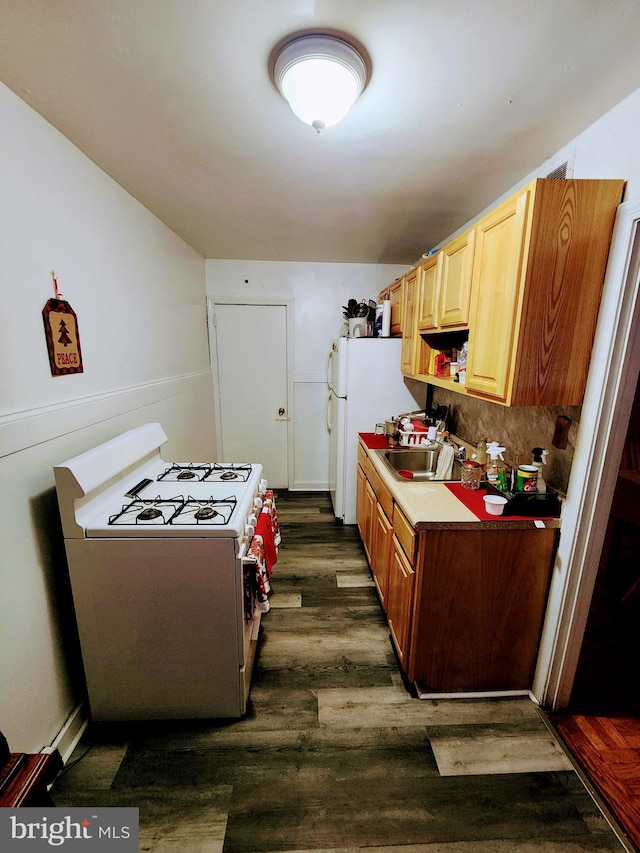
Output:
[387,536,415,670]
[465,188,531,403]
[400,269,418,376]
[371,502,393,608]
[416,255,441,332]
[409,527,557,691]
[356,464,368,544]
[438,228,475,329]
[389,279,403,336]
[360,479,376,563]
[401,268,431,378]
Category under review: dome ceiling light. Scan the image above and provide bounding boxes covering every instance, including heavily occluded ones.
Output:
[272,33,369,133]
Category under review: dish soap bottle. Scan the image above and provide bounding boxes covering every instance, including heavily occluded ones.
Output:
[531,447,548,493]
[486,442,507,491]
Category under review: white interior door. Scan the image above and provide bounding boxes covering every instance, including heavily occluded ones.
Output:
[212,303,289,487]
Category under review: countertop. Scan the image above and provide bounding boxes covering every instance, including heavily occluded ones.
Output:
[359,433,562,532]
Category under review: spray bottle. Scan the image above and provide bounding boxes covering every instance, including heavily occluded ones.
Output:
[486,442,508,491]
[531,447,548,493]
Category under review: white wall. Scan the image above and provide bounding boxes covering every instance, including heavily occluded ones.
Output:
[0,83,214,752]
[206,260,413,489]
[438,88,640,247]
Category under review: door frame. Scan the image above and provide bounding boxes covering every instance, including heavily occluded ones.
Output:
[534,199,640,709]
[206,298,294,489]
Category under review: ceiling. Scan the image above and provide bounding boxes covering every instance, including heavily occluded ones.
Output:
[2,1,640,265]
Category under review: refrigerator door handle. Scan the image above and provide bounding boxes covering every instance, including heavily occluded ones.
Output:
[326,344,336,390]
[326,390,333,433]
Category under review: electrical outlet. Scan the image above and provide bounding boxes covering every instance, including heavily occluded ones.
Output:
[552,415,571,449]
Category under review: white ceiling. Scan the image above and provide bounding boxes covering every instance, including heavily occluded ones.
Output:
[2,0,640,264]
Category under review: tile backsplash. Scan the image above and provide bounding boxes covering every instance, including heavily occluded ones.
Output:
[432,387,581,494]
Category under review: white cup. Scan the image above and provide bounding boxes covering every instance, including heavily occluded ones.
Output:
[483,495,508,516]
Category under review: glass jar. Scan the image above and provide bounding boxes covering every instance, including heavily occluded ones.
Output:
[461,459,482,490]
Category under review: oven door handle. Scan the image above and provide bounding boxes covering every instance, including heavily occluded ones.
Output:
[238,537,249,560]
[239,535,259,563]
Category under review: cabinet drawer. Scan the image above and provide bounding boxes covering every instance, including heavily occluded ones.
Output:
[393,505,416,562]
[357,441,368,473]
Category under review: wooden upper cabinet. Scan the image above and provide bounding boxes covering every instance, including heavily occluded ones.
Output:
[416,255,440,332]
[465,178,624,406]
[464,189,531,402]
[400,268,419,375]
[388,278,403,336]
[417,228,475,333]
[378,277,404,336]
[438,227,476,329]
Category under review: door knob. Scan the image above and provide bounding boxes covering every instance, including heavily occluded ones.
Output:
[278,408,285,416]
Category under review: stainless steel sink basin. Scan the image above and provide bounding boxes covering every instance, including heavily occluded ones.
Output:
[375,446,462,481]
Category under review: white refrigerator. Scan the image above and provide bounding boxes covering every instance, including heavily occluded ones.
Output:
[326,337,422,523]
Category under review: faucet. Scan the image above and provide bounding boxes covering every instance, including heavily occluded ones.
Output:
[446,437,466,461]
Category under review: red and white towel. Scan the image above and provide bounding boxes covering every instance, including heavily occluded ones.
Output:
[247,492,280,613]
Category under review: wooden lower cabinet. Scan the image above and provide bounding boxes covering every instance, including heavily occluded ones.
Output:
[357,442,557,693]
[356,464,375,563]
[408,527,557,691]
[371,501,393,608]
[387,536,415,670]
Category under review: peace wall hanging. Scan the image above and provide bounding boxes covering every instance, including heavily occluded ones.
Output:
[42,271,84,376]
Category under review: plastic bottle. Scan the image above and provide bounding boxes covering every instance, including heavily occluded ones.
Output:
[476,439,487,470]
[531,447,548,493]
[486,442,507,490]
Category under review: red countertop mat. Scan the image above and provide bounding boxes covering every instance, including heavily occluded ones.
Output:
[445,482,554,521]
[359,432,391,450]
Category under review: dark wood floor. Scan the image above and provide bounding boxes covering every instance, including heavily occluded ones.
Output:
[549,512,640,852]
[51,491,629,852]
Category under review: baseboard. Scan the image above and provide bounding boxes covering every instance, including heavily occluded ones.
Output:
[43,702,89,765]
[414,684,532,700]
[289,483,329,491]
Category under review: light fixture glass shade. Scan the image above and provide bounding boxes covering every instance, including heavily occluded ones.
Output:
[274,34,368,132]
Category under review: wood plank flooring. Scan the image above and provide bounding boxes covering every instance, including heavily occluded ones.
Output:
[547,490,640,852]
[51,491,630,852]
[551,713,640,853]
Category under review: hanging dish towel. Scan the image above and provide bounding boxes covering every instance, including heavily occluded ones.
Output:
[256,510,277,575]
[249,536,271,613]
[435,442,455,480]
[263,490,281,546]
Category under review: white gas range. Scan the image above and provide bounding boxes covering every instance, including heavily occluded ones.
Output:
[53,423,276,721]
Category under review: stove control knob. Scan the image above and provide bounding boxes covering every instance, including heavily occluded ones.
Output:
[247,513,258,527]
[253,497,263,510]
[259,479,268,494]
[245,523,255,537]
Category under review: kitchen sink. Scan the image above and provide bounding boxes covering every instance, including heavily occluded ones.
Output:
[375,446,462,481]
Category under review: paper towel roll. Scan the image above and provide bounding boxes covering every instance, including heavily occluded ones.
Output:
[381,300,391,337]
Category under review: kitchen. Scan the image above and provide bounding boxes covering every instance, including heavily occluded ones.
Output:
[2,0,640,846]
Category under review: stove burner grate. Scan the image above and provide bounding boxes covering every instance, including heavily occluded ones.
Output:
[108,494,238,527]
[172,497,237,526]
[108,498,184,526]
[157,464,212,482]
[204,463,253,483]
[157,462,253,484]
